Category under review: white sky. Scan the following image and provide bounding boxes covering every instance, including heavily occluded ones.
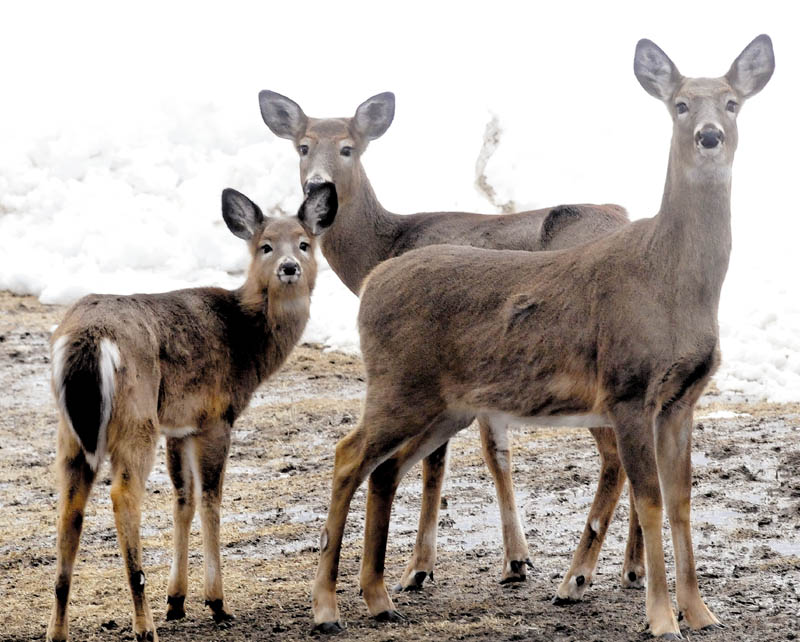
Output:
[2,0,795,213]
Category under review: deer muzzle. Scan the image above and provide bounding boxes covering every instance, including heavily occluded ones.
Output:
[277,258,301,283]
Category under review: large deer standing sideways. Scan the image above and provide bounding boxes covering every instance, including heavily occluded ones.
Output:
[310,35,774,638]
[46,186,338,642]
[259,90,644,599]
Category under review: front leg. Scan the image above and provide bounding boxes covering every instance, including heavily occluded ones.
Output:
[612,402,681,639]
[479,416,531,583]
[195,426,235,625]
[657,408,721,631]
[394,442,448,592]
[165,437,197,621]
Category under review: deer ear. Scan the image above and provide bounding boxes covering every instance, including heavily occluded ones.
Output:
[222,189,264,240]
[726,34,774,99]
[634,39,682,101]
[298,183,338,237]
[259,90,308,140]
[353,92,395,140]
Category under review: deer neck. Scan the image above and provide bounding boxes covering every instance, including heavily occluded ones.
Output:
[652,145,733,311]
[320,165,402,294]
[236,280,310,377]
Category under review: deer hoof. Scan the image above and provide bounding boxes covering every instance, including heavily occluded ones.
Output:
[551,594,580,606]
[393,570,431,592]
[375,610,406,623]
[701,622,726,631]
[313,621,344,635]
[622,569,646,589]
[500,559,531,584]
[134,631,155,642]
[165,595,186,620]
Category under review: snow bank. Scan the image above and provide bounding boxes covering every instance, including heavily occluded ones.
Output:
[1,2,798,401]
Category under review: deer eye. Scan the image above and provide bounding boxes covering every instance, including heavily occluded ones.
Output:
[676,102,688,115]
[299,241,310,252]
[726,100,738,113]
[298,145,309,156]
[261,244,273,255]
[340,146,352,157]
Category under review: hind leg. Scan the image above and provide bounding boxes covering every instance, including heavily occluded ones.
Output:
[109,428,158,642]
[622,490,646,589]
[47,424,98,642]
[194,424,234,624]
[478,416,531,583]
[555,426,628,602]
[395,441,448,591]
[165,437,197,621]
[361,413,473,620]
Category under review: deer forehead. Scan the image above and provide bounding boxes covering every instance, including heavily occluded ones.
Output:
[676,78,735,102]
[258,220,310,245]
[304,117,353,140]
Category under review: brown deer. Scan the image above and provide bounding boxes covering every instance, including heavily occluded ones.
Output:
[310,35,774,638]
[259,90,644,599]
[46,185,337,642]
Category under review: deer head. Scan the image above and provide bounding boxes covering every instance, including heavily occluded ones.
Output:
[258,90,395,203]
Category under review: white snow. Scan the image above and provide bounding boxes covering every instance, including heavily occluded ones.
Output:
[1,2,798,400]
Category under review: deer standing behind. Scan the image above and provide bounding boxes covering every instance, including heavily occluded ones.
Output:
[46,185,337,642]
[259,89,644,599]
[311,35,774,639]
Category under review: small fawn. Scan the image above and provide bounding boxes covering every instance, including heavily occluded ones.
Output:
[46,184,337,642]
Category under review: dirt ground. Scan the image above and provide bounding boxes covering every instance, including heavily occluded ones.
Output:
[1,290,798,641]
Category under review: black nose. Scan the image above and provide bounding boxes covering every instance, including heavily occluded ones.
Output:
[696,128,724,149]
[280,261,299,276]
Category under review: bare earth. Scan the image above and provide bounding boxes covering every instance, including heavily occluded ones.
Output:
[1,290,798,641]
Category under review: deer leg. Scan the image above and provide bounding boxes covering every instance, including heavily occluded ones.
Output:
[194,426,234,625]
[165,437,197,621]
[656,408,721,631]
[312,426,371,632]
[47,425,98,642]
[478,415,531,583]
[362,414,472,621]
[109,433,158,642]
[394,441,448,592]
[612,403,680,639]
[554,426,627,603]
[360,458,403,619]
[622,489,646,589]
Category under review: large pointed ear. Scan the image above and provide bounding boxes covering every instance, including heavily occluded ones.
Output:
[634,39,683,101]
[353,92,395,140]
[726,34,774,99]
[297,182,338,236]
[222,188,264,240]
[258,90,308,140]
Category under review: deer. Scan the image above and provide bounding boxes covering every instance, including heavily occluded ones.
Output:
[45,184,338,642]
[259,90,644,601]
[310,34,774,638]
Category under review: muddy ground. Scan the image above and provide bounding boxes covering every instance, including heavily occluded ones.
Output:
[0,290,798,641]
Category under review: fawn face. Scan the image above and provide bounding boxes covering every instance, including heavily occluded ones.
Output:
[222,183,338,300]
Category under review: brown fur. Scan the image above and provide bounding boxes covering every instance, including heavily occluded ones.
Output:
[260,89,641,591]
[310,35,774,637]
[45,188,333,642]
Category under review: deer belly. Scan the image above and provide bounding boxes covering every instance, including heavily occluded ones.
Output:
[482,410,610,429]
